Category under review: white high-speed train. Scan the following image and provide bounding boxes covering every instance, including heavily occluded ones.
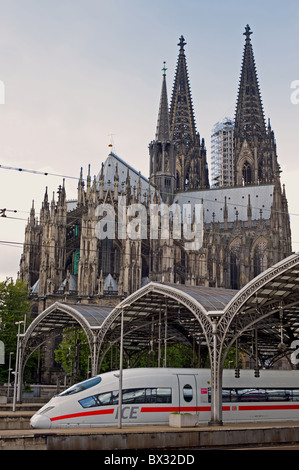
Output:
[30,367,299,429]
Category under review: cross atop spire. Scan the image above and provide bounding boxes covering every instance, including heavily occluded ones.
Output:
[162,61,167,77]
[178,35,186,51]
[243,24,252,41]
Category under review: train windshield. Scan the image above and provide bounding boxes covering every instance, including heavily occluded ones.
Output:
[59,376,102,396]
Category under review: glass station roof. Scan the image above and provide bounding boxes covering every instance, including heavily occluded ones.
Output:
[22,253,299,367]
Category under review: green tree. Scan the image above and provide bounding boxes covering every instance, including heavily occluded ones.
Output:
[54,328,91,383]
[0,278,32,382]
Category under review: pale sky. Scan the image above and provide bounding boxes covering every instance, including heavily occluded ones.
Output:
[0,0,298,280]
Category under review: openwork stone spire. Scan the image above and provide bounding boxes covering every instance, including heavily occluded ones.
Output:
[155,62,171,142]
[149,62,176,202]
[233,25,280,186]
[234,25,266,142]
[169,35,197,145]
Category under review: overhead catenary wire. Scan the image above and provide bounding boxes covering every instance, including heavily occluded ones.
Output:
[0,164,80,181]
[0,162,296,256]
[0,229,296,261]
[0,208,294,246]
[1,161,298,218]
[0,211,295,252]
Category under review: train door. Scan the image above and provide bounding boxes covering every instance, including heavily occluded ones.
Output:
[177,374,197,412]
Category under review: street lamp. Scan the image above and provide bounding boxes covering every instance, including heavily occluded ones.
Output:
[12,321,24,412]
[115,303,130,429]
[7,352,14,398]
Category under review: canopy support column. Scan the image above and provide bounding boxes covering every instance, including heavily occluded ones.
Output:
[209,318,223,426]
[91,335,98,376]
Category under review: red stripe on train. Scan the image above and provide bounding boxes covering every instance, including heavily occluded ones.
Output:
[140,406,214,412]
[50,408,114,422]
[50,403,299,422]
[238,404,299,411]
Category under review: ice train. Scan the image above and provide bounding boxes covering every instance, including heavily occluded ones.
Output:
[30,367,299,428]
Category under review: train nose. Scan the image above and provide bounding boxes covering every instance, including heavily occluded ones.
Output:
[30,413,52,429]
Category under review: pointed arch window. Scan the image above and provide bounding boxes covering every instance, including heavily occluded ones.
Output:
[230,252,239,290]
[229,239,241,290]
[185,167,191,191]
[99,238,113,277]
[176,171,180,191]
[253,249,261,277]
[242,161,252,184]
[258,163,263,183]
[253,239,268,277]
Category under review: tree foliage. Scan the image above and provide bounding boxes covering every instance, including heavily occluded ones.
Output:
[0,278,32,382]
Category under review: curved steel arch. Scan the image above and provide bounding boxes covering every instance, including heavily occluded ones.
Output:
[219,252,299,349]
[16,257,299,426]
[22,302,98,351]
[209,252,299,425]
[97,281,215,350]
[19,302,102,393]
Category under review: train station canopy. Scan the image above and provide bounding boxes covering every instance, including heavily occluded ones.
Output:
[96,252,299,368]
[21,252,299,375]
[18,252,299,426]
[21,283,237,368]
[22,303,114,357]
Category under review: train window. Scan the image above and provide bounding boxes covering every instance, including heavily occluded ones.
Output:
[112,390,119,404]
[222,389,237,402]
[265,389,291,401]
[238,389,267,402]
[60,376,101,396]
[157,388,172,403]
[79,387,172,408]
[145,388,156,403]
[222,389,231,402]
[209,388,299,403]
[183,384,193,403]
[96,391,113,406]
[79,395,98,408]
[79,391,113,408]
[122,389,146,404]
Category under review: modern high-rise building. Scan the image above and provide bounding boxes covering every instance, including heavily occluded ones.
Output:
[211,118,234,188]
[20,26,292,311]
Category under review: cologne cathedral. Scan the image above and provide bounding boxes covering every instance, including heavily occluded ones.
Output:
[19,26,292,309]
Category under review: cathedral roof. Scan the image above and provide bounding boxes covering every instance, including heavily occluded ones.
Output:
[97,152,153,198]
[174,184,274,224]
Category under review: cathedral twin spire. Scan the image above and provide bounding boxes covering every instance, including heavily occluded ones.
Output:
[155,62,171,142]
[150,34,208,199]
[151,26,279,194]
[169,35,198,145]
[234,25,278,185]
[19,25,292,300]
[234,24,266,142]
[155,36,197,145]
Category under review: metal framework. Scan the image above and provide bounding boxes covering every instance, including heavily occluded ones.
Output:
[17,253,299,425]
[208,252,299,424]
[19,303,114,391]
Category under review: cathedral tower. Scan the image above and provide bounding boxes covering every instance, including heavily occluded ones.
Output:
[19,27,292,307]
[234,25,279,185]
[169,36,209,192]
[149,63,176,203]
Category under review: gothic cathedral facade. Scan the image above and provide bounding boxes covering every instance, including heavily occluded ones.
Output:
[20,26,292,307]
